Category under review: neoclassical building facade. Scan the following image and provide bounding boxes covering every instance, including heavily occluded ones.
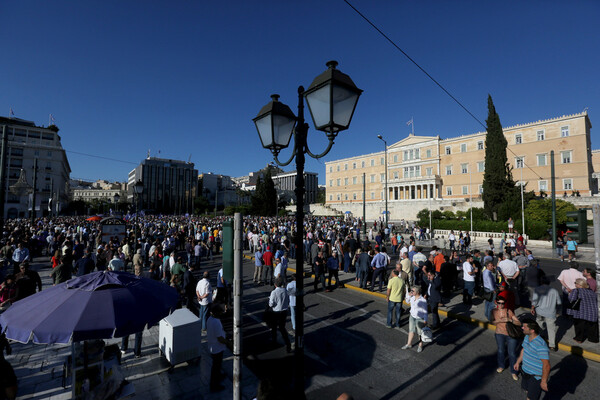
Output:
[325,112,595,218]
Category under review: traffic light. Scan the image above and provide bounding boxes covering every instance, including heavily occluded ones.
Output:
[222,220,233,281]
[565,209,588,244]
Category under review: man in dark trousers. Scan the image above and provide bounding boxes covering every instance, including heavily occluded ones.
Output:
[75,248,96,277]
[183,263,199,316]
[424,269,442,329]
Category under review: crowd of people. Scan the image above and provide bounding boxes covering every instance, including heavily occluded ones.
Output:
[0,214,597,399]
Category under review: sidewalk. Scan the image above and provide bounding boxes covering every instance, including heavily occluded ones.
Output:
[4,257,260,400]
[260,254,600,363]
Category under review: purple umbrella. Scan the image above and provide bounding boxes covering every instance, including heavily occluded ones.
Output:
[0,271,179,344]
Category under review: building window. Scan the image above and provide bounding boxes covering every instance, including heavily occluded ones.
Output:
[353,177,357,184]
[561,126,569,137]
[415,149,420,159]
[393,155,398,163]
[563,179,573,190]
[345,194,348,200]
[446,186,453,196]
[445,146,451,155]
[461,163,468,174]
[337,179,341,186]
[404,168,409,178]
[537,130,545,141]
[477,161,485,172]
[371,192,375,199]
[393,171,399,179]
[47,151,52,157]
[426,149,432,158]
[446,165,452,175]
[404,150,408,161]
[461,143,467,153]
[371,159,375,167]
[344,164,348,170]
[353,193,357,200]
[344,178,348,185]
[515,157,524,169]
[537,154,547,166]
[329,166,332,173]
[462,186,468,195]
[370,175,375,183]
[426,167,433,176]
[329,180,333,187]
[352,163,356,169]
[361,175,365,184]
[415,166,421,177]
[479,184,483,194]
[361,161,365,168]
[515,134,522,144]
[329,195,333,201]
[337,194,341,200]
[380,173,385,182]
[539,180,548,192]
[34,150,40,156]
[477,141,484,150]
[561,151,572,164]
[381,157,384,165]
[337,165,340,172]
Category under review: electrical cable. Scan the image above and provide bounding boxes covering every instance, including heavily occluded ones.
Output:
[342,0,545,181]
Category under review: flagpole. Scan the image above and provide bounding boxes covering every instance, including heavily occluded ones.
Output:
[412,117,414,135]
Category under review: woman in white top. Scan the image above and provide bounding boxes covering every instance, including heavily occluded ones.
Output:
[402,286,428,353]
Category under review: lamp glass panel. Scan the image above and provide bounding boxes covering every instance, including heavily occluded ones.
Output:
[255,114,274,148]
[305,84,332,129]
[272,114,295,148]
[332,84,359,130]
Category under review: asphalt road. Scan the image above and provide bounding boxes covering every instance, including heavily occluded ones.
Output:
[235,257,600,400]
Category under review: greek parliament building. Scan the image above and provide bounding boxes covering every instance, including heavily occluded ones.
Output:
[0,117,71,219]
[128,157,197,214]
[325,112,599,220]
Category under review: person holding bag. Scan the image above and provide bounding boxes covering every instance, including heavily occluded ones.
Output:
[491,295,522,381]
[568,278,599,344]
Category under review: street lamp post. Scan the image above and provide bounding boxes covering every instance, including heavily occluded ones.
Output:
[377,135,388,229]
[134,180,144,243]
[113,193,120,215]
[254,61,361,398]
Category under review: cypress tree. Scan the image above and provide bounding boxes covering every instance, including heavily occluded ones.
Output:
[482,95,514,220]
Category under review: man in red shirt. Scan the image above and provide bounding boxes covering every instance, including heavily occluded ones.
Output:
[262,247,274,286]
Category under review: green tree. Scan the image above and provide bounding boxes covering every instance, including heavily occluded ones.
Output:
[497,183,536,222]
[482,95,515,220]
[525,198,577,225]
[251,170,277,216]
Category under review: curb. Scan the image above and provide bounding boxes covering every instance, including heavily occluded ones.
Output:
[243,254,600,363]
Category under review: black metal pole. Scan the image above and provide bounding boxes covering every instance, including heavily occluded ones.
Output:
[362,172,366,237]
[0,125,7,227]
[31,158,38,225]
[551,150,557,250]
[293,85,307,399]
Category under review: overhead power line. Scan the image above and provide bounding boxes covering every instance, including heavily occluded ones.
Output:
[342,0,544,181]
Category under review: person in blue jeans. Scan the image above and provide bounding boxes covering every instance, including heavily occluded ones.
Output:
[483,261,498,321]
[491,296,522,380]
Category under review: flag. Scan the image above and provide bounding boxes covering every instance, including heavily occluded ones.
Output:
[406,118,413,126]
[50,114,56,123]
[9,108,15,117]
[48,198,52,212]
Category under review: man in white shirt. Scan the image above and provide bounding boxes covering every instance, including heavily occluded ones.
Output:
[108,254,124,271]
[286,274,297,331]
[462,254,477,306]
[207,304,229,392]
[196,271,212,331]
[497,252,520,306]
[269,277,292,352]
[448,231,456,251]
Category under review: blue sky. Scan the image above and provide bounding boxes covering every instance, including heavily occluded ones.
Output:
[2,0,599,184]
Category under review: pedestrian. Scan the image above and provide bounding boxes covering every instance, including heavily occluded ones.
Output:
[402,286,428,353]
[14,262,42,300]
[483,261,497,321]
[531,276,561,351]
[462,254,477,306]
[196,271,212,332]
[207,304,230,392]
[262,246,274,286]
[254,247,263,284]
[491,295,521,380]
[370,246,387,292]
[183,263,199,316]
[568,278,599,344]
[424,269,442,329]
[386,269,405,328]
[326,251,341,291]
[557,261,584,317]
[268,277,292,353]
[286,274,297,332]
[514,321,550,400]
[11,242,30,275]
[313,251,326,292]
[355,248,369,289]
[565,236,578,261]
